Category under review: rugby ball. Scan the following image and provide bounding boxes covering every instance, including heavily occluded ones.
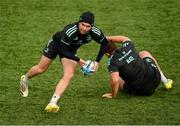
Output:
[82,60,95,75]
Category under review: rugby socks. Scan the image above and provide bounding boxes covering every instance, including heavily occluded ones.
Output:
[24,74,29,82]
[50,94,60,104]
[160,71,168,84]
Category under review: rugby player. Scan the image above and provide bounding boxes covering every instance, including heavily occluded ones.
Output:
[102,36,173,98]
[19,11,109,112]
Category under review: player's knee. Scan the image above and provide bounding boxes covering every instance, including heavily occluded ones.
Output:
[139,50,149,55]
[139,50,150,58]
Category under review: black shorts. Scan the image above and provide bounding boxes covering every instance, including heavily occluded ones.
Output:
[143,57,161,84]
[141,57,161,95]
[143,57,161,81]
[43,39,76,60]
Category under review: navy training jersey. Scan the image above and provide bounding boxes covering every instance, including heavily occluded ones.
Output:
[108,41,145,83]
[108,41,160,95]
[53,22,106,51]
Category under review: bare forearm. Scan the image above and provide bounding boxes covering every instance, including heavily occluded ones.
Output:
[106,36,131,43]
[111,82,119,97]
[110,74,125,97]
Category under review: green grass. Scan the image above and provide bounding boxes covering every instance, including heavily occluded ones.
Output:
[0,0,180,125]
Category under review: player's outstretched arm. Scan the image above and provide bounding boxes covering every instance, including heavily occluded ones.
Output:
[106,36,131,43]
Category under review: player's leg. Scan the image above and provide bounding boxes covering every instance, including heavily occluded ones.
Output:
[139,50,173,90]
[45,57,78,112]
[27,55,53,78]
[54,57,77,97]
[20,55,53,97]
[20,39,57,97]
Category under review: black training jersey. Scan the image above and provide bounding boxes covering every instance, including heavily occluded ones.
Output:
[108,41,145,83]
[52,22,107,62]
[108,41,159,95]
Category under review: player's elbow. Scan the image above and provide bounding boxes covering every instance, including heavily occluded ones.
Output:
[110,78,120,86]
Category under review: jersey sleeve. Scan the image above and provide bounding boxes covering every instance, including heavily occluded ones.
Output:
[91,26,106,43]
[122,40,136,52]
[108,59,119,72]
[60,24,77,46]
[91,26,109,62]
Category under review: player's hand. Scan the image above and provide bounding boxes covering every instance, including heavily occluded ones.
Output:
[102,93,113,99]
[93,61,99,72]
[79,59,86,68]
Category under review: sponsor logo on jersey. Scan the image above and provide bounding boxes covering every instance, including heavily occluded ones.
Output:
[126,56,134,64]
[118,49,132,61]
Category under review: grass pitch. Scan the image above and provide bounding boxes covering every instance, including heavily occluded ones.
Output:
[0,0,180,125]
